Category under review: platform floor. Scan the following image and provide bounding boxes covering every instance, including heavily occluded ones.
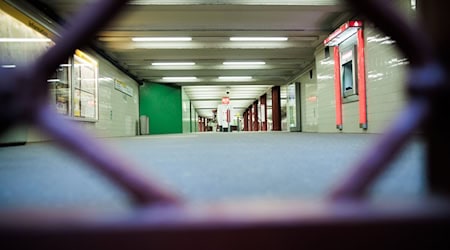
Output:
[0,132,426,211]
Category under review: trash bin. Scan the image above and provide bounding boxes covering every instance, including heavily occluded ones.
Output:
[139,115,149,135]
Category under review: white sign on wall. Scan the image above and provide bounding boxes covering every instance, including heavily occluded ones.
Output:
[114,79,134,97]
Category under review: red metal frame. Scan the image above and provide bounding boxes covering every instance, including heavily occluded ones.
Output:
[1,0,449,248]
[333,46,343,129]
[327,21,367,130]
[357,29,368,128]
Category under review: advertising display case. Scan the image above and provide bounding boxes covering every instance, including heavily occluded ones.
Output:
[0,2,99,144]
[73,49,98,120]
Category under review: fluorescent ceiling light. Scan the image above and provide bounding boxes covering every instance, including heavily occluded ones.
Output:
[132,37,192,42]
[1,64,16,68]
[152,62,196,66]
[229,37,288,41]
[223,61,266,65]
[0,38,52,42]
[162,77,198,81]
[218,76,253,80]
[99,77,114,82]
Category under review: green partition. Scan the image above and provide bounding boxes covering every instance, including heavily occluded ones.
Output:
[139,82,182,134]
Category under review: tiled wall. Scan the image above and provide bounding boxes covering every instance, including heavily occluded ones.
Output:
[363,25,408,133]
[190,102,198,133]
[92,57,140,138]
[314,47,339,133]
[182,88,198,133]
[299,67,318,132]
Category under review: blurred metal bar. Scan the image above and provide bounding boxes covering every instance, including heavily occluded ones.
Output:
[0,0,449,248]
[1,199,449,250]
[344,0,434,67]
[418,0,450,196]
[330,99,429,199]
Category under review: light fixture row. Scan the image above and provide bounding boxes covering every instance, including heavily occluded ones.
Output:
[133,37,288,42]
[162,76,253,81]
[0,38,52,42]
[152,61,266,66]
[136,37,279,82]
[0,36,288,43]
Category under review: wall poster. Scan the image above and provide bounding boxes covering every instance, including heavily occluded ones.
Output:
[72,49,98,120]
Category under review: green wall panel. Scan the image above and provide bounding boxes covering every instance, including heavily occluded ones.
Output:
[139,83,182,134]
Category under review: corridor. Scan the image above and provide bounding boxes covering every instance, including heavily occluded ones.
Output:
[0,132,425,211]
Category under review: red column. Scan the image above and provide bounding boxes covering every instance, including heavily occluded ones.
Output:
[272,86,281,131]
[201,117,205,132]
[243,111,248,131]
[260,94,267,131]
[333,46,343,130]
[357,29,367,129]
[198,117,203,132]
[248,107,253,131]
[253,101,259,131]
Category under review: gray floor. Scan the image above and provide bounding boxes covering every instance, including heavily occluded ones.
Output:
[0,132,426,211]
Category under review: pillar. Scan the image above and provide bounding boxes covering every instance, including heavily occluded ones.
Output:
[253,100,259,131]
[272,86,281,131]
[248,107,253,131]
[243,111,248,131]
[201,117,205,132]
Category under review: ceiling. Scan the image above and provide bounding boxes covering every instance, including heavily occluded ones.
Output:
[31,0,351,118]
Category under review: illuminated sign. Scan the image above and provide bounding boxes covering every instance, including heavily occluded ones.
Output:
[324,21,363,47]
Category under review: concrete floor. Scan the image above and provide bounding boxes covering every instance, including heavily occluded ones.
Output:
[0,132,426,211]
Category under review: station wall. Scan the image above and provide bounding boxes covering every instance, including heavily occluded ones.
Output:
[26,51,142,141]
[0,2,141,144]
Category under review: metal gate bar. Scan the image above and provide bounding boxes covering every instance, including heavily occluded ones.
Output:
[1,200,449,249]
[0,0,449,249]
